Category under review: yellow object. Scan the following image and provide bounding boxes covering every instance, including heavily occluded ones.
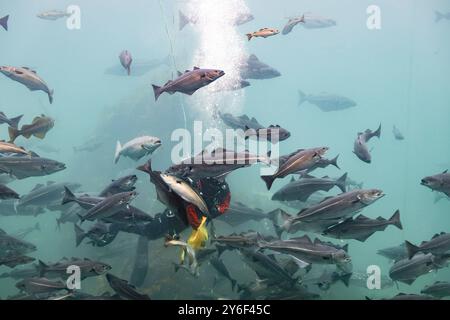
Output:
[187,216,208,251]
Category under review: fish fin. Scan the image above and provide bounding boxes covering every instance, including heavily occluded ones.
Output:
[177,71,183,77]
[330,154,340,169]
[389,210,402,230]
[38,260,48,277]
[193,66,200,70]
[0,15,9,31]
[74,224,86,247]
[7,126,20,143]
[151,84,162,101]
[48,89,54,104]
[8,115,23,129]
[179,10,191,30]
[34,131,47,139]
[404,240,420,259]
[298,90,307,106]
[373,124,381,139]
[260,175,274,190]
[114,141,122,164]
[136,160,152,175]
[246,33,253,41]
[61,186,77,205]
[435,11,444,22]
[354,233,374,242]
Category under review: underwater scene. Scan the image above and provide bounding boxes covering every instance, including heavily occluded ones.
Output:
[0,0,450,301]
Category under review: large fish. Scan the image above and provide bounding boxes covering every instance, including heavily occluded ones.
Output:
[261,147,328,190]
[0,183,19,199]
[0,253,35,269]
[0,15,9,31]
[0,154,66,179]
[215,202,271,227]
[259,235,352,273]
[152,67,225,101]
[74,223,119,247]
[421,170,450,197]
[38,258,111,280]
[298,13,337,29]
[246,28,279,41]
[244,125,291,142]
[322,210,402,242]
[99,175,137,197]
[301,154,340,173]
[106,273,151,300]
[276,189,385,234]
[421,281,450,299]
[119,50,133,76]
[377,243,407,261]
[210,256,237,291]
[298,90,356,112]
[353,124,381,163]
[404,232,450,259]
[0,228,37,257]
[8,115,54,143]
[219,112,264,131]
[18,181,80,209]
[240,54,281,80]
[0,66,54,103]
[272,173,347,202]
[114,136,161,164]
[282,16,305,35]
[0,112,22,128]
[16,277,68,296]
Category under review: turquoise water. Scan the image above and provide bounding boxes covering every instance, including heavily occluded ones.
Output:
[0,0,449,300]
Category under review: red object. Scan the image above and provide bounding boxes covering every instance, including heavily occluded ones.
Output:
[217,192,231,214]
[186,204,201,229]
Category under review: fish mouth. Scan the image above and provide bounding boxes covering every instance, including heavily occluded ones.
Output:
[420,179,429,186]
[218,70,225,77]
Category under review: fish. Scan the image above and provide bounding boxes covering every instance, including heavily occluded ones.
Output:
[215,202,272,227]
[37,10,71,20]
[0,141,30,156]
[261,147,328,190]
[0,66,54,103]
[392,125,405,140]
[246,28,279,41]
[282,16,305,35]
[276,189,385,234]
[389,252,450,285]
[0,264,39,280]
[421,281,450,298]
[99,175,137,197]
[238,278,318,300]
[179,10,254,30]
[129,236,149,287]
[272,173,347,202]
[13,223,41,240]
[297,13,337,29]
[219,112,264,131]
[369,293,436,300]
[377,243,408,261]
[8,115,54,143]
[0,15,9,31]
[404,232,450,259]
[348,271,394,289]
[302,154,340,173]
[106,273,151,300]
[0,112,22,128]
[421,170,450,197]
[213,231,263,255]
[435,11,450,22]
[353,124,381,163]
[258,235,352,273]
[0,183,19,199]
[167,148,269,180]
[159,173,210,216]
[119,50,133,76]
[210,257,237,291]
[240,54,281,80]
[165,237,199,276]
[38,258,111,280]
[244,125,291,142]
[152,67,225,101]
[239,249,298,286]
[322,210,403,242]
[74,223,119,247]
[16,277,69,295]
[0,254,35,269]
[298,90,356,112]
[18,181,81,209]
[0,228,37,257]
[303,270,352,291]
[114,136,161,163]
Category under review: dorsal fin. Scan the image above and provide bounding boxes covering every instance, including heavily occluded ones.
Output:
[177,71,182,77]
[31,184,44,191]
[193,66,200,70]
[442,170,448,174]
[432,233,441,239]
[0,229,6,235]
[290,235,311,243]
[355,215,370,221]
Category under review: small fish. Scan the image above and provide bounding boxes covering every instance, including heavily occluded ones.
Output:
[0,15,9,31]
[165,237,199,276]
[119,50,133,76]
[37,10,71,21]
[0,141,30,156]
[8,115,54,143]
[353,124,381,163]
[435,11,450,22]
[246,28,279,41]
[282,15,305,35]
[114,136,161,164]
[0,112,22,128]
[298,90,356,112]
[392,125,405,140]
[421,170,450,197]
[106,273,151,300]
[16,277,69,295]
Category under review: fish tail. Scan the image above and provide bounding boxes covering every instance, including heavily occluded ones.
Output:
[114,141,122,164]
[336,172,348,193]
[373,123,382,139]
[273,223,284,238]
[136,160,152,175]
[260,175,275,190]
[298,89,307,106]
[0,15,9,31]
[38,260,48,277]
[231,278,237,291]
[74,224,86,247]
[8,114,23,129]
[389,209,403,230]
[48,89,54,104]
[152,84,162,101]
[330,154,340,169]
[339,272,352,287]
[179,10,190,30]
[127,65,131,76]
[404,240,420,259]
[7,126,19,143]
[246,33,253,41]
[61,186,77,205]
[435,11,443,22]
